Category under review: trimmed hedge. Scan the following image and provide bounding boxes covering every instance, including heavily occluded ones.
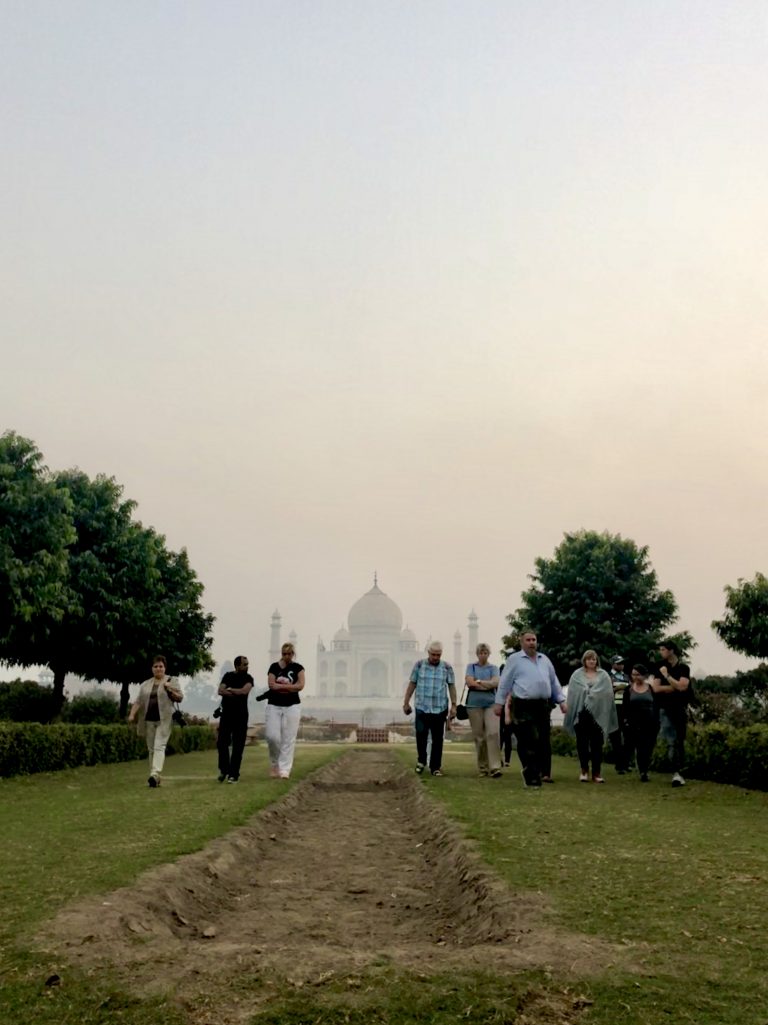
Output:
[550,722,768,791]
[0,723,216,778]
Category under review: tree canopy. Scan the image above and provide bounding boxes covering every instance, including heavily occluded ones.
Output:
[711,573,768,660]
[0,432,215,710]
[503,529,694,676]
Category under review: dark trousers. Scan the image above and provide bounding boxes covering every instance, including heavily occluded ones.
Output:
[609,702,629,770]
[624,711,658,775]
[575,709,604,776]
[415,709,447,771]
[217,716,248,779]
[660,710,686,773]
[512,699,551,786]
[500,718,515,764]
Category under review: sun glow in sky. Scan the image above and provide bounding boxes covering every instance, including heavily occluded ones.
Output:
[2,1,767,678]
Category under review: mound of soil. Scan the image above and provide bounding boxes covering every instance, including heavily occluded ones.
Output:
[39,750,615,1022]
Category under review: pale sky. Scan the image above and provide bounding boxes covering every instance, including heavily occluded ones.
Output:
[2,1,767,681]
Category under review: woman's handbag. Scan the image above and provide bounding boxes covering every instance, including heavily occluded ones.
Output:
[455,684,469,720]
[171,703,187,728]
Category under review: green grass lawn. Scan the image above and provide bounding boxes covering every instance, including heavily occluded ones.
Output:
[402,746,768,1025]
[3,742,768,1025]
[0,744,342,1025]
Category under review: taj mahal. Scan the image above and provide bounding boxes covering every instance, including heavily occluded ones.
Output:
[268,576,480,721]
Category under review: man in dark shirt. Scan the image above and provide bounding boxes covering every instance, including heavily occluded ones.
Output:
[217,655,254,783]
[651,640,690,787]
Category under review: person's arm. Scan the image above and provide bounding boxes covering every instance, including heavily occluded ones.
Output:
[650,672,674,694]
[447,665,457,718]
[548,660,567,712]
[165,677,183,703]
[279,670,305,693]
[226,680,254,696]
[127,698,139,723]
[495,661,513,716]
[478,671,500,691]
[660,665,690,693]
[403,680,416,715]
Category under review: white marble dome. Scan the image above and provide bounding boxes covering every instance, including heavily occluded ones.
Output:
[347,580,403,632]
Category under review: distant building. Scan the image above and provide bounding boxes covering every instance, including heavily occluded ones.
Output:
[315,575,420,699]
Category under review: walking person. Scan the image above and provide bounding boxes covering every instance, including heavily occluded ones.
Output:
[652,640,691,787]
[217,655,254,783]
[609,655,631,773]
[623,664,659,783]
[127,655,183,788]
[403,641,456,777]
[495,629,566,790]
[563,650,618,783]
[265,642,305,779]
[465,643,502,778]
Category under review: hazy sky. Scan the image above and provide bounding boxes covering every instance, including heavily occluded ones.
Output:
[2,1,767,680]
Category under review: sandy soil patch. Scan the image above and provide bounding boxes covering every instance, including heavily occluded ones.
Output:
[39,749,617,1023]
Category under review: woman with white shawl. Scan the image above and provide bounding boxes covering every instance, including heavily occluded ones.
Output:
[563,650,618,784]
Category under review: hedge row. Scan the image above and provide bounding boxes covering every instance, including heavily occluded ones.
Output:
[0,723,216,779]
[550,723,768,791]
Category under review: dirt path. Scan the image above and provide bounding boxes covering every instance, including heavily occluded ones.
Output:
[40,750,614,1023]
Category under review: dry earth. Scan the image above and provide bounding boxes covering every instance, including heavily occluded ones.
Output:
[39,749,618,1024]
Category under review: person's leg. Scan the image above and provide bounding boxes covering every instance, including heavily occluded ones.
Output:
[590,722,604,778]
[672,717,687,774]
[150,719,172,778]
[264,704,281,772]
[144,723,157,775]
[467,707,488,773]
[429,712,447,772]
[278,705,301,777]
[217,717,233,777]
[514,701,540,786]
[541,708,553,779]
[500,718,513,764]
[636,719,655,775]
[484,705,502,773]
[228,718,249,779]
[574,717,591,773]
[414,710,429,767]
[609,726,625,772]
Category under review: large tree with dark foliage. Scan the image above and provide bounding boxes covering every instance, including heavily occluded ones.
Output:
[0,431,75,655]
[1,435,215,712]
[712,573,768,660]
[503,529,694,677]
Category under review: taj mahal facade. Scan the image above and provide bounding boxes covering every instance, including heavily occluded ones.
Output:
[268,576,480,720]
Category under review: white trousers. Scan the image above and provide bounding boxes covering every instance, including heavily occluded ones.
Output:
[265,704,301,777]
[145,719,172,777]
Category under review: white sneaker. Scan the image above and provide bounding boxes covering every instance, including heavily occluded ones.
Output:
[672,772,686,787]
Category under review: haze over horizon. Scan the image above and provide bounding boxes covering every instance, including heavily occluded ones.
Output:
[3,1,767,682]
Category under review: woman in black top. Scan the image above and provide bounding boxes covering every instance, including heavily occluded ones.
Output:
[265,641,305,779]
[622,664,659,783]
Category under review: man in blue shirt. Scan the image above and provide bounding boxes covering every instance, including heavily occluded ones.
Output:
[403,641,456,777]
[495,629,566,789]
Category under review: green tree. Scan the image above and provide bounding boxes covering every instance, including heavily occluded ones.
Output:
[712,573,768,660]
[503,530,694,677]
[2,460,215,712]
[0,432,75,656]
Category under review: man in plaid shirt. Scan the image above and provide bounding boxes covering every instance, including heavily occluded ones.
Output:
[403,641,457,777]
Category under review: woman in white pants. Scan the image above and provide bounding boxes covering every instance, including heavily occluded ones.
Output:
[128,655,183,788]
[265,642,305,779]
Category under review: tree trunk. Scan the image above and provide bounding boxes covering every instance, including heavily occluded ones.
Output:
[52,666,67,716]
[119,681,131,719]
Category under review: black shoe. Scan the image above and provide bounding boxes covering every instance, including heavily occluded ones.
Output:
[217,773,227,782]
[640,773,649,783]
[148,775,159,788]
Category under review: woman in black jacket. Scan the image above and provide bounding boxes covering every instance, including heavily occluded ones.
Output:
[622,664,660,783]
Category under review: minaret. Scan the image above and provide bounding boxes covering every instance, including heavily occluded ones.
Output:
[453,629,462,673]
[269,609,282,662]
[468,609,479,657]
[289,628,297,653]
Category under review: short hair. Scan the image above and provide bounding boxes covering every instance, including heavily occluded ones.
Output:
[632,663,650,677]
[660,639,680,657]
[428,641,443,654]
[581,649,600,667]
[476,642,491,655]
[234,655,248,667]
[152,654,167,667]
[518,627,537,639]
[281,643,295,655]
